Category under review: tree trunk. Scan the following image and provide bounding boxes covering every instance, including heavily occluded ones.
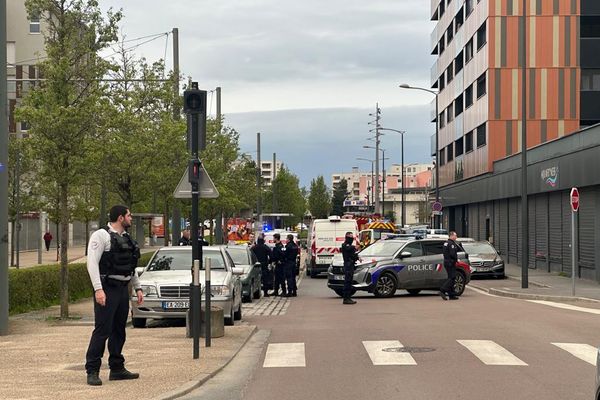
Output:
[163,201,170,246]
[59,181,69,319]
[85,218,89,256]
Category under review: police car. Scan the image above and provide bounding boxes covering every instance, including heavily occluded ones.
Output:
[327,238,471,298]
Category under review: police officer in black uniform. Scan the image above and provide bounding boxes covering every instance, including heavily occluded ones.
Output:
[84,205,144,386]
[251,235,272,297]
[341,231,359,305]
[441,231,460,300]
[178,230,191,246]
[284,234,299,297]
[271,233,287,296]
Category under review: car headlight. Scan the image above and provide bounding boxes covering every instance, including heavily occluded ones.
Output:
[141,285,158,297]
[210,285,231,296]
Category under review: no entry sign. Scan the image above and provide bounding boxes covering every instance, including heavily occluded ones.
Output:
[570,187,580,212]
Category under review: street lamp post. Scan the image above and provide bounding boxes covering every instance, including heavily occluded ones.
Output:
[363,146,388,217]
[378,128,406,227]
[356,157,375,210]
[399,84,440,228]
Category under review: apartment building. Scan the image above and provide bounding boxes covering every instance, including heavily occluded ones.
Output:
[260,160,283,186]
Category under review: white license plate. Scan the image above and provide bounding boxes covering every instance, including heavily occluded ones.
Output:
[162,301,189,309]
[475,267,492,272]
[333,275,345,280]
[317,258,332,264]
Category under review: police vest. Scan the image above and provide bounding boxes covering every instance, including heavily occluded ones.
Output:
[99,228,137,277]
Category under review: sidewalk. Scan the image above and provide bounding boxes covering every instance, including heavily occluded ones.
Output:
[469,263,600,303]
[0,297,256,400]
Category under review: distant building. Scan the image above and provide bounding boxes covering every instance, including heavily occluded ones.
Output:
[6,0,46,137]
[260,160,283,187]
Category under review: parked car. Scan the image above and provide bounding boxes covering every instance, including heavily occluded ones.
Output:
[307,216,359,278]
[460,240,505,279]
[225,245,262,302]
[327,238,471,298]
[131,246,243,328]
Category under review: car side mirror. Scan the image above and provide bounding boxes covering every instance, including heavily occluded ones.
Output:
[400,251,412,258]
[458,251,468,259]
[232,267,244,276]
[135,267,144,276]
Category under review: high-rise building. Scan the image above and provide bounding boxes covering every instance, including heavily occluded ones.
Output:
[260,160,283,186]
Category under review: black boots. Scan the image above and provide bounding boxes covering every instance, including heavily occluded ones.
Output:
[87,371,102,386]
[343,298,356,305]
[264,290,270,298]
[109,368,140,381]
[440,291,448,301]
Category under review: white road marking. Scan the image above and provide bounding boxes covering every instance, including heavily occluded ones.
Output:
[458,340,528,366]
[552,343,598,366]
[362,341,417,366]
[466,286,501,297]
[263,343,306,368]
[528,300,600,315]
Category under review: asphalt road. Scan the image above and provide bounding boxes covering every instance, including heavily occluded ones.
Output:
[186,275,599,400]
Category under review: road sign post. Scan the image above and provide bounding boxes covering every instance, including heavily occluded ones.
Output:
[570,188,579,296]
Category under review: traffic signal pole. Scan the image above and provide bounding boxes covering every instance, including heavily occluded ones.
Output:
[0,0,9,336]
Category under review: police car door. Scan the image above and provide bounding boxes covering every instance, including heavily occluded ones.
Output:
[396,242,426,289]
[421,240,446,287]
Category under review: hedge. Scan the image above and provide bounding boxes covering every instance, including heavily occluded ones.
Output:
[9,251,155,315]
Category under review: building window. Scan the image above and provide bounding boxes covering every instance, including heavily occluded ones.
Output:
[465,131,474,152]
[476,123,486,147]
[465,84,473,108]
[455,51,464,73]
[465,38,474,63]
[455,94,464,116]
[439,71,446,91]
[455,137,464,156]
[447,144,454,162]
[440,0,446,17]
[581,69,600,91]
[447,63,454,83]
[455,7,464,32]
[439,110,446,128]
[439,35,445,54]
[477,21,487,50]
[581,16,600,38]
[447,21,454,44]
[29,13,41,34]
[476,72,487,98]
[466,0,474,17]
[447,103,454,123]
[439,148,446,166]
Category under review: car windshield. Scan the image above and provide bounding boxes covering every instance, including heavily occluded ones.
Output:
[359,241,406,257]
[226,248,250,265]
[146,249,226,271]
[462,242,497,254]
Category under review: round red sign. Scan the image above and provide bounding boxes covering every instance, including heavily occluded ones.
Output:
[570,188,580,212]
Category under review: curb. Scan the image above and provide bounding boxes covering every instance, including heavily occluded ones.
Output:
[505,274,551,288]
[154,325,258,400]
[470,283,600,304]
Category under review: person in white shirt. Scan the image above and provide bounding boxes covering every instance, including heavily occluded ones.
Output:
[84,205,144,386]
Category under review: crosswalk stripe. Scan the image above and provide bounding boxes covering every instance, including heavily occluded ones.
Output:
[552,343,598,366]
[263,343,306,368]
[362,341,417,366]
[457,340,528,366]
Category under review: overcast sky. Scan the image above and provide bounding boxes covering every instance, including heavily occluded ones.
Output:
[101,0,436,187]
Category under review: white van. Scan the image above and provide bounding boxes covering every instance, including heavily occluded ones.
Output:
[307,216,359,278]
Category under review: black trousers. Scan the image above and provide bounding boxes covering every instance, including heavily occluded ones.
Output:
[44,240,51,251]
[273,264,286,294]
[440,263,457,296]
[260,263,273,291]
[85,280,130,373]
[284,263,296,294]
[343,263,354,299]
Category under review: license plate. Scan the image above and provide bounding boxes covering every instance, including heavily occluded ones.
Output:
[162,301,189,309]
[476,267,492,272]
[333,275,345,280]
[317,258,332,264]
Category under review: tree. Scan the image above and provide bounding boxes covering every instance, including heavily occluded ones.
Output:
[264,167,306,227]
[331,178,348,216]
[308,176,331,219]
[17,0,122,318]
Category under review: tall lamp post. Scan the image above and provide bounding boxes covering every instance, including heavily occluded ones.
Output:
[363,146,388,217]
[379,128,406,227]
[356,157,375,210]
[399,84,440,228]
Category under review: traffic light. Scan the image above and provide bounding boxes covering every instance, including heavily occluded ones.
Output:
[188,159,201,184]
[183,82,207,115]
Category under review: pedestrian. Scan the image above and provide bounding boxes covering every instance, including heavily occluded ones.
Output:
[84,205,144,386]
[178,230,191,246]
[284,234,299,297]
[271,233,287,296]
[341,231,359,304]
[43,231,52,251]
[440,231,460,301]
[251,235,272,297]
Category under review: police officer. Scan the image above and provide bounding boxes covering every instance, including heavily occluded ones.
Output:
[341,231,359,305]
[85,205,143,386]
[178,230,191,246]
[271,233,287,296]
[251,235,272,297]
[440,231,460,301]
[284,234,299,297]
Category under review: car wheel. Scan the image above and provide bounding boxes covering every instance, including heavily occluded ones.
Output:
[234,302,242,321]
[454,270,467,296]
[132,318,146,328]
[334,288,356,298]
[407,289,421,296]
[224,303,234,326]
[373,273,397,298]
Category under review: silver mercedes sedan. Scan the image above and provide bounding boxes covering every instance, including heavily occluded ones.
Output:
[131,246,243,328]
